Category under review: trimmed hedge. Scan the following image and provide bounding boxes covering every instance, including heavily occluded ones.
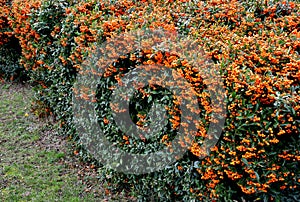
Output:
[2,0,299,201]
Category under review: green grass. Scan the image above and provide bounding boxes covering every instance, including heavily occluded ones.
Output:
[0,83,104,201]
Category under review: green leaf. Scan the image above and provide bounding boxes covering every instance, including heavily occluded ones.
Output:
[254,171,260,181]
[241,158,249,166]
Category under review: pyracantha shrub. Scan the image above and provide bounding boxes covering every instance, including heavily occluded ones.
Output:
[3,0,300,201]
[0,0,25,81]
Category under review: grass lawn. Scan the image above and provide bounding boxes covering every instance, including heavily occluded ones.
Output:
[0,82,123,201]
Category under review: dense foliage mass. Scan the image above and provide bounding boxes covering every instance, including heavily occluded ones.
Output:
[1,0,299,200]
[0,0,24,80]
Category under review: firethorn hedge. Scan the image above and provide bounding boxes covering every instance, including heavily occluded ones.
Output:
[1,0,299,201]
[0,0,24,81]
